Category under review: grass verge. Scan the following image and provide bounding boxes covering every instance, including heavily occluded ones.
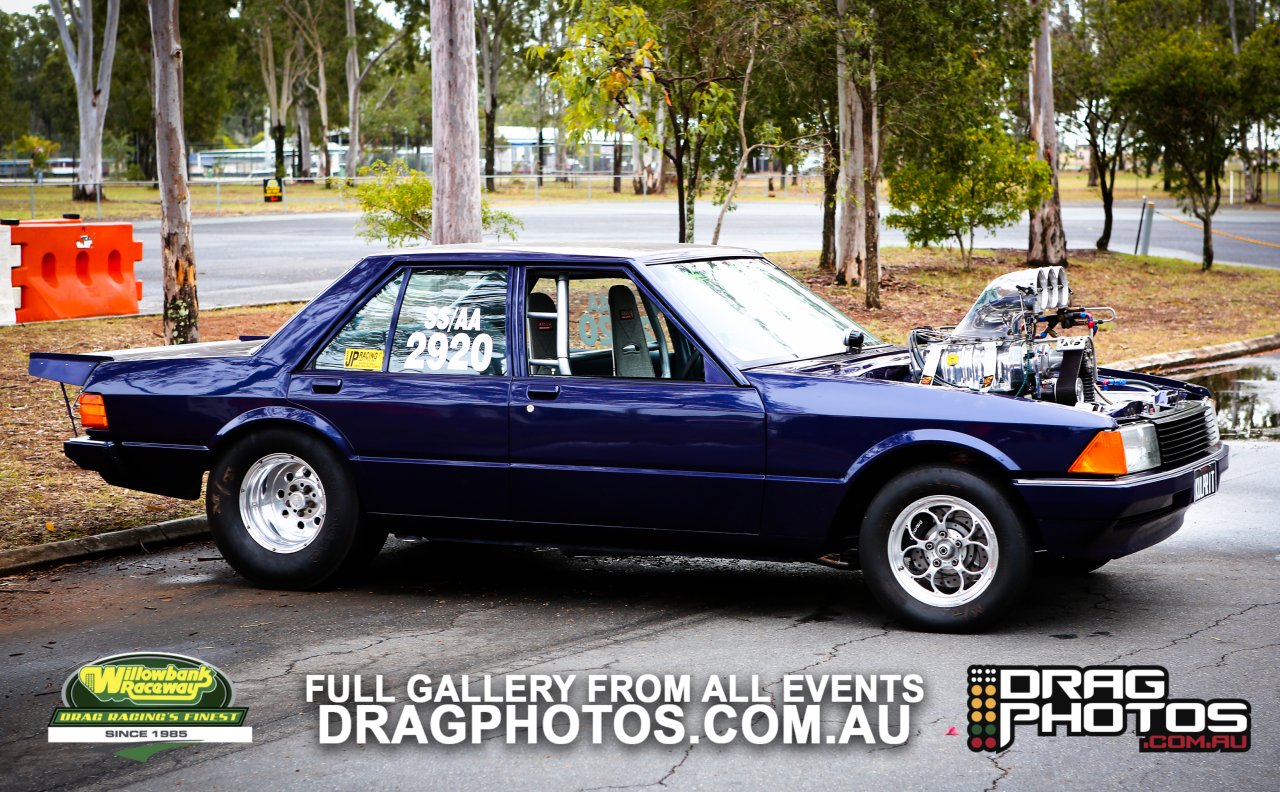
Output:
[3,247,1279,551]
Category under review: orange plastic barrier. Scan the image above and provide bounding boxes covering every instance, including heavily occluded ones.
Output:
[8,219,144,322]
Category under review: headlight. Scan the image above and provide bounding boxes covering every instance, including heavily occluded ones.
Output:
[1069,424,1161,475]
[1205,402,1221,449]
[1118,423,1161,473]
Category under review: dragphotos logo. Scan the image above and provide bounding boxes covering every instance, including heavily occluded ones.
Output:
[966,665,1249,753]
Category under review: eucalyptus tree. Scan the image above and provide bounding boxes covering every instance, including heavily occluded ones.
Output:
[48,0,122,200]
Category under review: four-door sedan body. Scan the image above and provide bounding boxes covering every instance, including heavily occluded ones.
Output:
[29,244,1227,631]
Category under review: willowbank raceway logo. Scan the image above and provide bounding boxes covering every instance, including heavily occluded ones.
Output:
[966,665,1250,753]
[48,652,252,761]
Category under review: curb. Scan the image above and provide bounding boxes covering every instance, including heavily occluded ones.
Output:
[0,516,209,577]
[1103,332,1280,374]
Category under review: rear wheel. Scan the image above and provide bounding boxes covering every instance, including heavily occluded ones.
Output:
[207,428,385,589]
[858,466,1031,632]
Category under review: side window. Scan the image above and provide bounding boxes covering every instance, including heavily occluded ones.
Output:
[313,274,404,371]
[388,268,509,375]
[526,271,704,381]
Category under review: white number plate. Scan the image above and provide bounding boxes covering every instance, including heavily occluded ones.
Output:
[1192,463,1218,502]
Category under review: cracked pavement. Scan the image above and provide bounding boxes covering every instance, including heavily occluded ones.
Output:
[1,441,1277,791]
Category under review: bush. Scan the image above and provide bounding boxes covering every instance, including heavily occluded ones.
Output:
[343,159,522,247]
[886,124,1050,267]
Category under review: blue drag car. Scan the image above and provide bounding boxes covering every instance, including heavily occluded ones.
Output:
[29,244,1226,631]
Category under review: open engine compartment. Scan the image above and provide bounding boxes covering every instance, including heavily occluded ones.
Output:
[856,267,1212,425]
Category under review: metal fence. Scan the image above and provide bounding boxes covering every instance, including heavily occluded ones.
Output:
[0,171,826,221]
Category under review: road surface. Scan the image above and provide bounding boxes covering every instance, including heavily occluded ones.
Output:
[131,202,1280,312]
[1,441,1276,791]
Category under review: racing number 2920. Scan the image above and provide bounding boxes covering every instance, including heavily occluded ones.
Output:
[404,331,494,373]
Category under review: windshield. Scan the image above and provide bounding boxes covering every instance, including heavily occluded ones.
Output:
[648,257,882,367]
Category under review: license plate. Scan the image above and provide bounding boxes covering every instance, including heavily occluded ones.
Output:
[1192,463,1218,502]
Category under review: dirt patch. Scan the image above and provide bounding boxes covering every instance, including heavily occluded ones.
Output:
[770,248,1280,364]
[0,304,301,550]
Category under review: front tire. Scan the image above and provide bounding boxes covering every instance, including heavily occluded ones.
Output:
[207,428,384,589]
[858,466,1031,632]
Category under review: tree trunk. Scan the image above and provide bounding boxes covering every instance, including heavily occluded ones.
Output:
[1201,213,1214,272]
[272,123,286,179]
[670,140,688,242]
[148,0,197,344]
[297,101,312,180]
[316,52,331,183]
[1087,144,1098,188]
[1027,0,1069,267]
[612,131,622,193]
[834,0,864,286]
[861,73,880,310]
[51,0,121,202]
[536,125,545,188]
[345,0,361,177]
[819,130,838,272]
[431,0,483,243]
[1096,156,1115,250]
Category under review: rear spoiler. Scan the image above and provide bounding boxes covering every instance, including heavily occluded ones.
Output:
[29,339,266,386]
[28,352,112,386]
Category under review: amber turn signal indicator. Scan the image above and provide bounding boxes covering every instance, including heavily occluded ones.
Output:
[77,392,108,430]
[1068,430,1126,475]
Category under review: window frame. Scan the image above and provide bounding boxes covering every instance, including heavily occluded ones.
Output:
[301,262,514,380]
[515,263,731,385]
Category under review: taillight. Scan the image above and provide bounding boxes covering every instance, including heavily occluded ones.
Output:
[78,392,108,430]
[1068,430,1126,475]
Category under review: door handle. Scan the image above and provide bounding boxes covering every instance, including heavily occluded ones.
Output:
[311,377,343,394]
[526,384,561,401]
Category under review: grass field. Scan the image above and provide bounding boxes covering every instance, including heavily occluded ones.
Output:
[3,247,1279,551]
[11,169,1272,224]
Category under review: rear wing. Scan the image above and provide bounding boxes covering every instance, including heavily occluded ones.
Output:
[28,352,112,386]
[28,339,266,386]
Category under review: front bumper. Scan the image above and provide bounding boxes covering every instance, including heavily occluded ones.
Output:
[1012,443,1230,561]
[65,436,207,500]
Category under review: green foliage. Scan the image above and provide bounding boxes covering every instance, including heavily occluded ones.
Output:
[541,0,746,240]
[886,124,1050,267]
[343,160,522,247]
[8,134,60,175]
[1113,25,1245,268]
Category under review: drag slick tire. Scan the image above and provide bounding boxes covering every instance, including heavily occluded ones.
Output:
[858,465,1031,633]
[207,427,385,589]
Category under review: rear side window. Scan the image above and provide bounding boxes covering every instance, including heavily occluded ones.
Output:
[388,269,509,375]
[314,274,404,370]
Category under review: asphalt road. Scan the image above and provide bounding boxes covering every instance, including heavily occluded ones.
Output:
[1,441,1276,792]
[131,202,1280,312]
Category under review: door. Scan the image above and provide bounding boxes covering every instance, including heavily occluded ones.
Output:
[509,267,766,534]
[289,266,512,520]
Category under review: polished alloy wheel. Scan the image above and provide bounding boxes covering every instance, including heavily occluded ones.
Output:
[887,495,999,607]
[238,453,327,553]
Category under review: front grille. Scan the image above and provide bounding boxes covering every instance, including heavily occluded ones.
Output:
[1151,402,1214,469]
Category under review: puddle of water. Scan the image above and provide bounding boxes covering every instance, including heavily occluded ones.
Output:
[1180,353,1280,440]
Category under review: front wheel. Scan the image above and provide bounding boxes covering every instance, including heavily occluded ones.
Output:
[207,428,385,589]
[858,466,1031,632]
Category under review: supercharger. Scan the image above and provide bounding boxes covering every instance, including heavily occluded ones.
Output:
[908,267,1115,406]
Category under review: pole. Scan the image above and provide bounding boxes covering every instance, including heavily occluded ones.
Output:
[1137,201,1155,256]
[1229,170,1234,205]
[30,183,35,219]
[1134,195,1147,255]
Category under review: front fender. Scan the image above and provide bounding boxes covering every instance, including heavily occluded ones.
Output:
[844,428,1022,484]
[213,406,356,461]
